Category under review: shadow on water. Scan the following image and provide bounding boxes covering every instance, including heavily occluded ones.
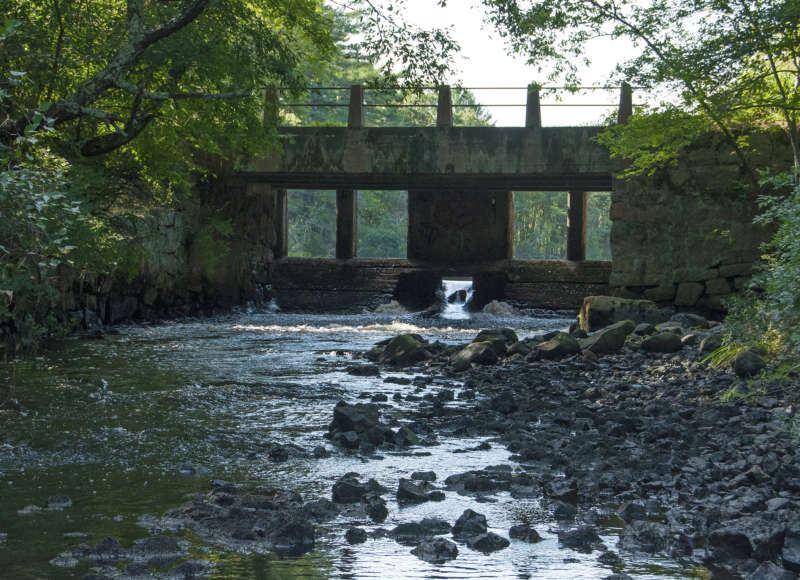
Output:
[0,309,704,579]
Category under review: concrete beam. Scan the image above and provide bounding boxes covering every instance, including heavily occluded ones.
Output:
[567,191,587,261]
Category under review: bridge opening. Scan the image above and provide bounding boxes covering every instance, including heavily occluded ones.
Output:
[358,190,408,258]
[287,189,337,258]
[514,191,611,260]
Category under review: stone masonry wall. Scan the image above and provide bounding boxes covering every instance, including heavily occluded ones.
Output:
[609,130,789,312]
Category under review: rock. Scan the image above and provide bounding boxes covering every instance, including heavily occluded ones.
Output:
[411,538,459,563]
[633,323,655,336]
[448,289,468,303]
[579,320,635,355]
[302,498,339,522]
[332,474,367,504]
[482,300,518,317]
[558,525,603,552]
[411,471,437,482]
[268,445,289,462]
[509,524,543,543]
[748,562,796,580]
[597,550,623,565]
[346,364,381,377]
[699,332,724,354]
[47,495,72,509]
[641,331,683,353]
[552,501,577,520]
[394,425,419,447]
[361,492,388,523]
[671,313,709,329]
[617,502,646,523]
[397,478,430,504]
[392,520,449,545]
[313,446,330,458]
[619,521,670,554]
[269,521,315,556]
[345,527,367,544]
[732,350,766,377]
[537,332,581,359]
[603,575,634,580]
[709,517,785,562]
[452,342,499,371]
[474,328,518,350]
[578,296,666,332]
[452,509,488,540]
[782,521,800,572]
[548,478,579,505]
[380,334,431,366]
[88,537,125,561]
[466,532,510,553]
[675,282,705,307]
[328,401,393,448]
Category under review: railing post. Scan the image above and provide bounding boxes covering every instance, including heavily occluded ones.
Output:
[348,84,364,129]
[618,82,633,124]
[263,86,279,127]
[525,84,541,129]
[567,191,587,261]
[437,85,452,127]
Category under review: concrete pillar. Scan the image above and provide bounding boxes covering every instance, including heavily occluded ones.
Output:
[336,189,357,259]
[348,85,364,128]
[263,86,279,127]
[525,85,541,129]
[567,191,587,261]
[437,86,452,127]
[275,189,288,258]
[618,82,633,125]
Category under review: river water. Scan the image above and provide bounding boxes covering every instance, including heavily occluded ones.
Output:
[0,305,701,579]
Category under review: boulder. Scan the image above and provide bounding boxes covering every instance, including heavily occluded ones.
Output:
[473,328,518,351]
[732,350,766,377]
[619,521,670,554]
[537,332,581,360]
[557,525,603,552]
[783,520,800,572]
[578,296,666,332]
[467,532,510,553]
[641,331,683,353]
[670,313,709,329]
[709,517,785,562]
[452,342,499,371]
[452,509,488,540]
[397,478,430,504]
[411,538,459,563]
[748,562,795,580]
[379,334,432,366]
[345,527,367,544]
[269,521,315,556]
[699,332,724,354]
[362,493,388,523]
[579,320,635,355]
[509,524,543,543]
[332,474,367,504]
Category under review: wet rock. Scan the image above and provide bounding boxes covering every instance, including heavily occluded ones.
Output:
[558,525,603,552]
[579,296,665,332]
[474,328,519,347]
[312,445,331,458]
[509,524,543,543]
[452,342,499,371]
[782,520,800,572]
[347,364,381,377]
[332,474,367,504]
[633,323,655,336]
[467,532,510,553]
[671,312,709,329]
[452,509,488,540]
[411,537,459,563]
[617,502,646,523]
[345,527,367,544]
[548,478,579,505]
[328,401,393,449]
[732,350,766,377]
[370,393,388,402]
[397,478,430,504]
[361,492,388,523]
[411,471,437,482]
[619,521,670,554]
[88,537,125,561]
[748,561,796,580]
[301,498,339,522]
[270,521,315,556]
[597,550,623,565]
[580,320,635,355]
[552,501,577,520]
[537,332,581,360]
[379,334,432,366]
[392,519,450,546]
[394,425,419,447]
[603,575,634,580]
[269,445,290,462]
[709,517,786,563]
[641,331,683,353]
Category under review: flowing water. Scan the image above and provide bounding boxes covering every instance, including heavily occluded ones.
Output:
[0,303,702,579]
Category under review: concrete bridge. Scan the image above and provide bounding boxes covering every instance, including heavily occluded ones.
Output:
[216,85,771,312]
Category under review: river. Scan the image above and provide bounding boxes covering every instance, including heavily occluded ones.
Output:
[0,304,700,579]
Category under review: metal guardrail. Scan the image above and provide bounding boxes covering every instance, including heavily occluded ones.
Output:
[263,84,636,127]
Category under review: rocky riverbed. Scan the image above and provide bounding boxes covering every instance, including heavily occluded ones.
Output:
[4,302,799,579]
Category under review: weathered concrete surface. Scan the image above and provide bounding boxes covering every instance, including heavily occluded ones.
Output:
[246,127,613,191]
[408,190,513,262]
[272,259,611,312]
